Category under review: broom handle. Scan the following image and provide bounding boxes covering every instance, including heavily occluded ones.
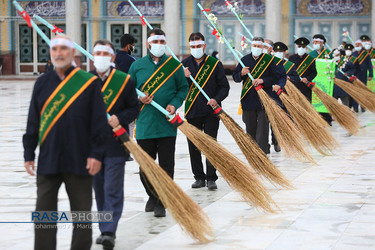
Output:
[33,14,94,61]
[13,1,51,46]
[207,26,243,57]
[225,1,254,39]
[238,32,252,43]
[198,3,255,81]
[127,0,212,103]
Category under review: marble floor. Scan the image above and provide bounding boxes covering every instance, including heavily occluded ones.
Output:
[0,79,374,250]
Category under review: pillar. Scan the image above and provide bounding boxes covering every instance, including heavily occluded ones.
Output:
[372,1,375,41]
[66,0,82,65]
[265,0,282,41]
[164,0,181,55]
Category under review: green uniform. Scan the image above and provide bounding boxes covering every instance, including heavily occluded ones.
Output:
[128,54,188,140]
[309,48,333,59]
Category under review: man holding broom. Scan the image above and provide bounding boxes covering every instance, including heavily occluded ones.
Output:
[181,32,230,190]
[90,40,140,250]
[352,37,373,112]
[232,36,283,154]
[128,28,188,217]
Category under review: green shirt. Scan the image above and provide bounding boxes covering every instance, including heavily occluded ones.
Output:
[309,47,333,59]
[128,54,188,140]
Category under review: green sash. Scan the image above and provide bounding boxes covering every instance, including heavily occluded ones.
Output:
[283,60,295,74]
[369,48,375,59]
[39,68,97,145]
[349,55,357,64]
[316,48,332,59]
[296,55,316,77]
[357,50,369,65]
[273,56,283,66]
[241,53,274,99]
[101,69,130,113]
[184,56,219,115]
[140,56,182,110]
[336,57,345,68]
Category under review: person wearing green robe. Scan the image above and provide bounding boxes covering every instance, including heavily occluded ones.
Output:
[128,28,188,217]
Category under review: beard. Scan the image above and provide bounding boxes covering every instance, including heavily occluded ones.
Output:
[51,55,73,69]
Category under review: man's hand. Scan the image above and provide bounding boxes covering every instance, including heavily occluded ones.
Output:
[301,77,309,84]
[369,77,373,82]
[108,115,120,129]
[25,161,35,176]
[166,104,176,116]
[287,76,290,81]
[184,67,191,78]
[241,67,250,76]
[272,85,281,92]
[252,78,264,87]
[86,158,102,176]
[207,98,218,108]
[139,92,153,104]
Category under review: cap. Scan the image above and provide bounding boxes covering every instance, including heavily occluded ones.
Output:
[294,37,310,46]
[273,42,288,51]
[360,35,371,41]
[344,44,354,50]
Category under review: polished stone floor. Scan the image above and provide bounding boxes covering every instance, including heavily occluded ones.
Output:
[0,79,374,250]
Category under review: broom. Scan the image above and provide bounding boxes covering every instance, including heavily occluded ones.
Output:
[285,80,330,128]
[112,125,213,243]
[334,78,375,112]
[352,77,373,93]
[256,86,316,164]
[218,110,292,188]
[305,81,360,135]
[137,90,278,212]
[277,89,339,155]
[124,1,290,189]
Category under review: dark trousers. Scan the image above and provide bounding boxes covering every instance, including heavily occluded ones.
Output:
[186,115,219,181]
[242,109,270,154]
[94,156,126,236]
[335,96,350,107]
[35,174,93,250]
[137,136,176,200]
[320,112,332,125]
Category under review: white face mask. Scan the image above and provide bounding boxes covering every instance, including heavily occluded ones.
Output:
[149,43,166,57]
[274,52,284,59]
[333,56,341,62]
[94,56,112,73]
[313,43,321,50]
[345,50,352,56]
[355,46,362,51]
[262,48,269,54]
[190,47,204,59]
[251,47,262,57]
[297,47,307,56]
[364,44,372,50]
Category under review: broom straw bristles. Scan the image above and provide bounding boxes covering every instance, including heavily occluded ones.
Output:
[178,122,278,213]
[353,78,373,93]
[285,81,329,128]
[123,139,214,243]
[218,111,292,188]
[311,85,360,135]
[279,92,339,155]
[257,88,316,164]
[334,78,375,112]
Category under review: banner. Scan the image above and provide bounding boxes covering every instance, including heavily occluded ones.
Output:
[311,59,335,113]
[367,59,375,92]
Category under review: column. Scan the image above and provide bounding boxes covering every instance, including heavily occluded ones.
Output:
[372,1,375,41]
[66,0,82,65]
[265,0,282,41]
[164,0,181,55]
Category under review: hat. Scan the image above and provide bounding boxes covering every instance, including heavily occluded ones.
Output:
[360,35,371,41]
[344,44,354,50]
[294,37,310,46]
[312,34,326,43]
[273,42,288,51]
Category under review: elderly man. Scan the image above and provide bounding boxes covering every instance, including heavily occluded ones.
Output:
[23,35,108,250]
[128,28,188,217]
[232,36,283,154]
[90,40,139,250]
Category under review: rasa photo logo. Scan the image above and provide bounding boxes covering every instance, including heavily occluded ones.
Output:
[31,211,113,223]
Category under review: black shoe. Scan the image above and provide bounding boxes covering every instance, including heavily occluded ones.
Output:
[354,107,359,113]
[154,201,166,217]
[102,235,115,250]
[361,107,366,112]
[96,234,104,244]
[274,144,281,152]
[145,197,157,212]
[207,180,217,190]
[191,179,206,188]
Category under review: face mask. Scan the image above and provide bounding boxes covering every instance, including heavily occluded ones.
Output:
[190,47,204,59]
[334,56,341,62]
[94,56,112,73]
[251,47,262,57]
[297,47,306,56]
[345,50,352,56]
[355,46,362,51]
[262,48,269,54]
[128,45,134,55]
[215,54,219,59]
[149,44,166,57]
[364,44,372,50]
[274,52,284,59]
[313,43,321,50]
